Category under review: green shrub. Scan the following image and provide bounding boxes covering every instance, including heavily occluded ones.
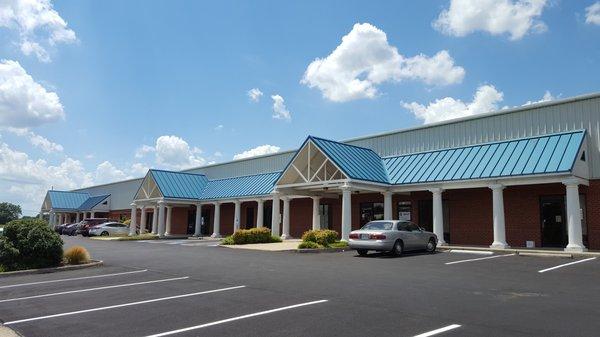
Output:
[301,229,339,247]
[63,246,91,265]
[221,236,234,245]
[230,227,281,245]
[298,241,322,249]
[329,241,349,248]
[0,218,63,271]
[0,264,5,273]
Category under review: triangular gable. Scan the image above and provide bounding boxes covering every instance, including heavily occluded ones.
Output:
[277,137,348,186]
[134,171,164,200]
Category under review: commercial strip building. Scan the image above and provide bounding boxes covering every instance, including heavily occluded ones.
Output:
[41,93,600,252]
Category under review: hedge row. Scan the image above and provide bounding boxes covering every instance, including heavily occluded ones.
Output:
[222,227,282,245]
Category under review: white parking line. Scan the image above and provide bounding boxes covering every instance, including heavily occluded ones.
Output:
[413,324,461,337]
[449,249,493,255]
[0,276,189,303]
[143,299,329,337]
[0,269,148,289]
[538,257,597,273]
[4,285,246,325]
[445,254,515,265]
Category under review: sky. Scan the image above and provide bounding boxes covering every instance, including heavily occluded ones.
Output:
[0,0,599,215]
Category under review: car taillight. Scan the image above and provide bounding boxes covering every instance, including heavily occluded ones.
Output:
[349,233,359,239]
[370,234,386,240]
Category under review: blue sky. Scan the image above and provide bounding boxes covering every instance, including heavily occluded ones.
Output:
[0,0,599,214]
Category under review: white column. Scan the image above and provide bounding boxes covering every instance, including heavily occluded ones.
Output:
[564,179,586,252]
[383,191,393,220]
[281,197,291,239]
[151,205,158,234]
[157,201,166,238]
[76,212,80,223]
[256,199,264,228]
[139,206,147,235]
[90,211,96,218]
[233,200,241,232]
[489,184,508,248]
[271,191,281,236]
[129,203,137,236]
[165,205,173,236]
[58,213,64,224]
[312,196,321,231]
[194,203,203,236]
[341,185,352,241]
[430,188,446,245]
[211,202,221,238]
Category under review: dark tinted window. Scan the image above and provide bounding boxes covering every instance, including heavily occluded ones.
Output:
[397,222,409,231]
[407,222,420,232]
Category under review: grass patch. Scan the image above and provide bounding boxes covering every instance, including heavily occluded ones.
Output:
[328,241,349,248]
[114,234,159,241]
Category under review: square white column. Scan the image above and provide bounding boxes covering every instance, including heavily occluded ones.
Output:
[129,203,137,236]
[194,203,203,236]
[429,188,446,245]
[489,184,509,249]
[312,196,321,231]
[383,191,393,220]
[281,197,291,239]
[341,185,352,241]
[271,191,281,237]
[151,205,158,234]
[76,212,80,223]
[256,199,264,228]
[165,206,173,236]
[211,202,221,238]
[157,201,166,238]
[233,200,241,232]
[139,206,147,235]
[563,179,586,252]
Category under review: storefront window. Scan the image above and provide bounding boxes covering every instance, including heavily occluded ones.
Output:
[319,204,330,229]
[397,201,412,221]
[360,202,384,226]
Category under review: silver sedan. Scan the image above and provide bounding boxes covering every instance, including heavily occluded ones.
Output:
[88,222,129,237]
[348,220,437,256]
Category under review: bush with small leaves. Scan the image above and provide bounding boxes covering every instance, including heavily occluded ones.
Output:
[298,241,322,249]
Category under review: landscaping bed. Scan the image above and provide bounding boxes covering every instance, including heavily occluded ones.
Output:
[221,227,281,245]
[296,229,349,252]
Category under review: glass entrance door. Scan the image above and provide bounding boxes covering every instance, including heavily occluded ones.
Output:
[540,196,567,247]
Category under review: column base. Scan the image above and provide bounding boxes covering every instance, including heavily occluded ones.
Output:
[565,244,588,253]
[280,234,293,240]
[211,233,222,238]
[490,242,509,249]
[437,240,447,246]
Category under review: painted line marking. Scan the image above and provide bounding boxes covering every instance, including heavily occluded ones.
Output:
[449,249,493,255]
[4,285,246,325]
[0,277,189,303]
[538,257,597,273]
[143,299,329,337]
[413,324,462,337]
[0,269,148,289]
[445,254,515,265]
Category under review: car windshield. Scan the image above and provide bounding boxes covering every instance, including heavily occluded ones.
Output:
[361,221,393,230]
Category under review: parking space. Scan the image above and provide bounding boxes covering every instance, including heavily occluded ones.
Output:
[2,236,600,337]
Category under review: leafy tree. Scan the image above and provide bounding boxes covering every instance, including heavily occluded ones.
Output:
[0,202,21,225]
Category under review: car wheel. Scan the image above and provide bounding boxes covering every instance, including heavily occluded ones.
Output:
[357,249,368,256]
[426,238,437,253]
[391,240,403,257]
[101,231,109,236]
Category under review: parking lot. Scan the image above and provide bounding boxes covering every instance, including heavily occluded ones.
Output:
[2,237,600,337]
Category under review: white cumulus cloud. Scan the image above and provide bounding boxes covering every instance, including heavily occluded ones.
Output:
[586,2,600,25]
[301,23,465,102]
[233,144,281,160]
[247,88,263,102]
[5,127,63,153]
[433,0,548,41]
[0,59,65,128]
[271,94,291,121]
[0,0,77,62]
[522,90,555,106]
[137,135,206,170]
[402,85,504,124]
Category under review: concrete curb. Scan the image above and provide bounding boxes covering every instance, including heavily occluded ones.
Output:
[0,326,22,337]
[0,260,103,278]
[437,246,600,258]
[294,247,351,254]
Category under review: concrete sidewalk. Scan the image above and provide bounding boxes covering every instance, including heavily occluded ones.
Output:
[438,245,600,258]
[221,239,302,251]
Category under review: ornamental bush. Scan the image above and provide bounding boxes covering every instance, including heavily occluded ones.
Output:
[0,218,63,271]
[229,227,281,245]
[298,241,322,249]
[301,229,339,247]
[63,246,91,265]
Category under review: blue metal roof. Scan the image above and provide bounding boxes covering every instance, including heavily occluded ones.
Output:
[149,169,209,199]
[383,130,585,185]
[48,190,90,210]
[77,194,110,211]
[199,172,280,200]
[309,136,389,184]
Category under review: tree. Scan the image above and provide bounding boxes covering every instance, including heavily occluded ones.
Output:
[0,202,21,225]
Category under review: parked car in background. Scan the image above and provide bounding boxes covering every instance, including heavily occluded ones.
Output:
[78,218,109,236]
[55,223,69,234]
[62,223,80,236]
[348,220,437,256]
[89,222,130,237]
